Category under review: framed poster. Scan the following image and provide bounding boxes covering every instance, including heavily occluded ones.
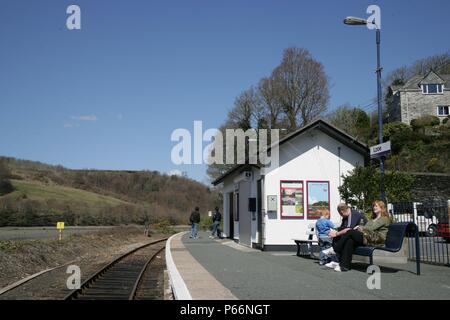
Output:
[280,181,304,219]
[306,181,330,220]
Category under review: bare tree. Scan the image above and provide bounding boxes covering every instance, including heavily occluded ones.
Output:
[228,87,263,130]
[385,51,450,87]
[271,47,329,131]
[258,76,284,129]
[206,47,330,181]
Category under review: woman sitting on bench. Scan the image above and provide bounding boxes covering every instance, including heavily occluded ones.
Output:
[322,200,391,272]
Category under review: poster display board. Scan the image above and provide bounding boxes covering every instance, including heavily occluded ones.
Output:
[306,181,330,220]
[280,181,304,219]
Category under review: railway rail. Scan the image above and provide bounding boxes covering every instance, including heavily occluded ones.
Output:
[64,238,168,300]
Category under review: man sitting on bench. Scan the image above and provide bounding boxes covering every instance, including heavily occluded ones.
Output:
[321,203,366,267]
[329,203,367,241]
[322,200,391,272]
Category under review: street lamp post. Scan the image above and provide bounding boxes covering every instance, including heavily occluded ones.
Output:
[344,16,385,203]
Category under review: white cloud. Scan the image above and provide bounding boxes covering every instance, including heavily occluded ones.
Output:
[70,115,98,121]
[309,196,318,204]
[167,169,183,176]
[63,122,79,128]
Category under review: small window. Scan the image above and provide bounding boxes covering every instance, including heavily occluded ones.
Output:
[437,106,449,116]
[423,84,443,94]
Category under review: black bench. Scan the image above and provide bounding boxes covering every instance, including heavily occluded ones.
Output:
[354,222,421,275]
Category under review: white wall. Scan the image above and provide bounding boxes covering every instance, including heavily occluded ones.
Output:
[220,128,365,247]
[221,168,261,244]
[263,129,364,246]
[221,176,235,240]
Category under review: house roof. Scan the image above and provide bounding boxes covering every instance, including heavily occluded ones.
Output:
[419,70,445,85]
[211,118,369,186]
[391,70,450,92]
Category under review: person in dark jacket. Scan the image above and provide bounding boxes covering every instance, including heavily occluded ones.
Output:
[323,203,368,266]
[189,207,201,239]
[328,203,368,239]
[209,207,223,239]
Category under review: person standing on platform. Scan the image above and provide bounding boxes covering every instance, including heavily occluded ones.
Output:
[189,207,201,239]
[209,206,223,239]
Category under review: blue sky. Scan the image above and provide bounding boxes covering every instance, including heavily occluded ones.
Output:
[0,0,449,184]
[307,182,329,205]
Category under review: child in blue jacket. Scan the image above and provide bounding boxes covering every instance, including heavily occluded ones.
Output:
[315,209,335,265]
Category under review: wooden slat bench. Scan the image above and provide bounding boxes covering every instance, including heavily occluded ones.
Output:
[293,224,319,258]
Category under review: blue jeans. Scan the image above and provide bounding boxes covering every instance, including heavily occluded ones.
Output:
[319,236,333,263]
[190,223,198,238]
[211,221,221,237]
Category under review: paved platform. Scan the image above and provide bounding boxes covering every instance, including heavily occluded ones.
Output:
[167,231,450,300]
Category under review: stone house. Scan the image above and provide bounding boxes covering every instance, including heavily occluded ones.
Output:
[388,70,450,124]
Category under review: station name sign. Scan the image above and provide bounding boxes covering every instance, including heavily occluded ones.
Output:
[370,141,391,159]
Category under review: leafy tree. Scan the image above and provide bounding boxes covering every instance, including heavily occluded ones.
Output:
[339,165,414,213]
[327,105,371,142]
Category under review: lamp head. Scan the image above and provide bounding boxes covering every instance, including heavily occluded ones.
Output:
[343,16,368,26]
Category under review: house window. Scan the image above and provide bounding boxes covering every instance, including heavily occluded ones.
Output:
[422,84,443,94]
[437,106,449,116]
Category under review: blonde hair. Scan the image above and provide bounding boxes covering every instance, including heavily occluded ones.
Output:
[320,209,330,218]
[372,200,388,219]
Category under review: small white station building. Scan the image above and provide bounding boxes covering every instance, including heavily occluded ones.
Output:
[212,119,369,250]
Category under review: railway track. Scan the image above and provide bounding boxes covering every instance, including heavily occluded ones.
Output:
[64,238,168,300]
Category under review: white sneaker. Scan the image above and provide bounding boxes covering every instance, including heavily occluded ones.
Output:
[334,265,342,272]
[321,247,336,256]
[209,236,214,239]
[325,261,339,269]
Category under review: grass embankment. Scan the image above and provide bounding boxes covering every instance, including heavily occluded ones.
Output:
[0,180,146,226]
[9,179,130,207]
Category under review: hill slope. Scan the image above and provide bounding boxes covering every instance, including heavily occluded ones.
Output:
[0,157,220,226]
[9,180,130,206]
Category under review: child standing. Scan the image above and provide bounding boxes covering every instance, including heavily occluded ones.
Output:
[315,209,335,265]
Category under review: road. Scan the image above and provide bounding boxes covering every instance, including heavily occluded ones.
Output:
[0,226,114,241]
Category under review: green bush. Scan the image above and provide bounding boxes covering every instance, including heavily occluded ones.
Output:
[389,129,423,153]
[0,179,14,196]
[199,214,213,231]
[383,122,411,141]
[426,157,445,173]
[410,115,440,131]
[443,116,450,125]
[339,165,414,213]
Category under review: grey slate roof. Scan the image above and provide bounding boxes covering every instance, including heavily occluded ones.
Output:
[391,70,450,92]
[211,118,369,186]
